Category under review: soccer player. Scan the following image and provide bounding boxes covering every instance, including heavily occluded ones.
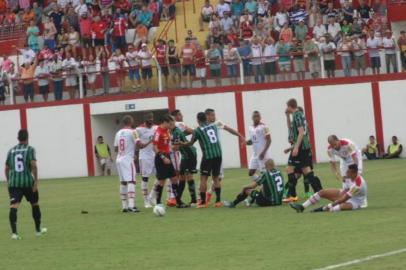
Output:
[225,159,284,208]
[246,111,272,178]
[290,164,367,213]
[114,115,150,213]
[179,112,223,208]
[171,110,198,206]
[153,114,188,208]
[135,112,158,208]
[327,135,363,181]
[94,136,113,176]
[284,98,323,202]
[5,129,47,240]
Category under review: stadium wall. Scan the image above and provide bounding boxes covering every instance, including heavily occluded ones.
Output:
[0,74,405,180]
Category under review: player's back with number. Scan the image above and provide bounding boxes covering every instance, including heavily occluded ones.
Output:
[256,169,285,205]
[114,128,138,160]
[194,123,222,159]
[6,144,36,188]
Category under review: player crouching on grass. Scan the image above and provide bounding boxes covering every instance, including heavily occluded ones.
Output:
[5,129,47,240]
[224,159,285,208]
[290,164,367,213]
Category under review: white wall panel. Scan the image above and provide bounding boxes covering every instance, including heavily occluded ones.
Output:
[27,105,87,179]
[90,97,168,115]
[379,80,406,157]
[175,93,240,168]
[312,83,375,162]
[0,110,21,181]
[242,88,304,166]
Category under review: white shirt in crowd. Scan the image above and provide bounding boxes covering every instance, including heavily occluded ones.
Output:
[327,23,341,38]
[250,44,263,65]
[137,50,152,67]
[263,43,277,63]
[313,24,327,40]
[216,3,230,18]
[126,51,140,67]
[223,47,239,65]
[34,64,50,86]
[382,37,396,54]
[275,11,288,28]
[366,37,382,58]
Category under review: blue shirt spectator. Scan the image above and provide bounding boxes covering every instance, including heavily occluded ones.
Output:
[231,0,244,17]
[245,0,257,15]
[138,6,153,27]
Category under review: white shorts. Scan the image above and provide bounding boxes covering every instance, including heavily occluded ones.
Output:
[116,158,136,182]
[339,151,363,177]
[99,158,112,169]
[195,67,206,78]
[139,158,156,177]
[170,151,181,172]
[248,156,268,171]
[346,197,365,210]
[65,76,78,87]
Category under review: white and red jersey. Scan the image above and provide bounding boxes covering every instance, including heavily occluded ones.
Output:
[136,124,158,160]
[113,17,127,37]
[155,44,167,66]
[328,138,360,163]
[248,123,271,158]
[114,128,139,160]
[342,175,367,205]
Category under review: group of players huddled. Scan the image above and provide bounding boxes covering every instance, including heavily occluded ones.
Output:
[113,97,368,213]
[3,98,368,239]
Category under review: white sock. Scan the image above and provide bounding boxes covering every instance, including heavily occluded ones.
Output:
[141,179,148,200]
[120,184,128,209]
[148,181,158,201]
[303,192,321,208]
[330,205,341,212]
[167,180,175,199]
[127,182,136,209]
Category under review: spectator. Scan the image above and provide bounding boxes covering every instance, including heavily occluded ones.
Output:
[43,16,57,51]
[125,44,141,90]
[67,25,80,58]
[398,31,406,72]
[207,43,222,86]
[290,3,307,27]
[162,0,174,21]
[27,20,40,53]
[373,0,387,17]
[112,9,128,51]
[341,19,352,36]
[82,53,98,96]
[32,2,43,26]
[62,52,79,99]
[220,12,233,33]
[22,7,35,24]
[384,136,403,159]
[223,42,239,85]
[110,48,126,92]
[91,16,107,56]
[138,43,153,91]
[133,23,148,46]
[256,0,268,18]
[194,43,207,87]
[307,5,319,29]
[138,5,152,27]
[1,55,14,74]
[290,38,305,80]
[238,39,252,83]
[18,56,37,103]
[65,7,79,31]
[49,5,64,34]
[57,27,69,50]
[79,13,93,59]
[75,0,88,16]
[323,2,338,21]
[0,66,6,105]
[275,6,288,31]
[250,37,265,83]
[199,0,214,31]
[180,37,196,88]
[341,0,353,23]
[254,22,267,39]
[263,37,277,82]
[277,38,291,81]
[294,19,308,42]
[231,0,244,22]
[240,14,253,41]
[382,30,397,73]
[49,54,64,101]
[313,18,327,41]
[216,0,230,18]
[358,0,371,23]
[279,22,293,43]
[320,35,336,78]
[95,136,113,176]
[339,36,353,77]
[155,39,169,89]
[97,50,110,95]
[115,0,131,14]
[34,59,50,101]
[362,135,380,160]
[303,36,320,79]
[167,39,181,88]
[353,34,367,76]
[209,14,221,33]
[327,17,341,44]
[366,30,382,75]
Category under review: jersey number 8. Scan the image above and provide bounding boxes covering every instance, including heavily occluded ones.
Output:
[206,129,218,144]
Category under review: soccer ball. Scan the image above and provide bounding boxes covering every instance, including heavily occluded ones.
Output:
[153,205,166,217]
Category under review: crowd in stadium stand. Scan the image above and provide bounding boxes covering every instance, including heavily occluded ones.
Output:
[0,0,406,104]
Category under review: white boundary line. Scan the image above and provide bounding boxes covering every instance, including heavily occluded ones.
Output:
[313,248,406,270]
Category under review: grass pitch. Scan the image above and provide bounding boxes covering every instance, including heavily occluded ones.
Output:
[1,159,406,270]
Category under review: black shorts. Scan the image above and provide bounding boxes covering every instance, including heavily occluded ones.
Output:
[155,154,176,180]
[161,66,169,76]
[142,67,153,79]
[180,156,198,176]
[200,157,222,177]
[0,85,5,101]
[324,60,336,71]
[94,38,104,46]
[251,190,278,207]
[182,64,196,76]
[8,187,39,205]
[81,37,92,48]
[288,148,313,170]
[39,85,49,95]
[294,163,314,175]
[264,62,277,75]
[370,56,381,68]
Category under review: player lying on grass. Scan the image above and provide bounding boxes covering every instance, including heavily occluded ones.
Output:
[290,164,368,213]
[224,159,285,208]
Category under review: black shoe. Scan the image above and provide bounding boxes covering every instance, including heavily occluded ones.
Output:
[122,209,129,213]
[289,203,305,213]
[310,206,325,213]
[176,202,190,208]
[128,207,141,213]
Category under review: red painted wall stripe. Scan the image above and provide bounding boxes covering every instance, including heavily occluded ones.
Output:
[371,82,385,151]
[302,87,317,162]
[168,96,176,111]
[19,108,27,129]
[83,103,95,177]
[234,92,248,168]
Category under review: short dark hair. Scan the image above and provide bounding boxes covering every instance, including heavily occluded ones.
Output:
[369,135,375,139]
[97,136,103,140]
[205,108,215,114]
[170,109,181,117]
[18,129,29,142]
[392,135,398,140]
[143,112,153,121]
[160,114,174,124]
[287,98,298,109]
[197,112,207,123]
[348,164,358,173]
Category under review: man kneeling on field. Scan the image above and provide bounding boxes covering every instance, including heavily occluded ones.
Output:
[225,159,285,208]
[290,164,367,213]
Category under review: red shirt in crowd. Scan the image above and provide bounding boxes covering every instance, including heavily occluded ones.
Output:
[194,49,206,68]
[240,21,253,40]
[155,44,167,66]
[80,17,92,38]
[91,20,107,39]
[113,17,127,37]
[153,126,171,154]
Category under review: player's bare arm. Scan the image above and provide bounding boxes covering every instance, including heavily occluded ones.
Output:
[292,126,304,157]
[259,134,271,160]
[31,160,38,192]
[224,125,245,141]
[137,140,152,149]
